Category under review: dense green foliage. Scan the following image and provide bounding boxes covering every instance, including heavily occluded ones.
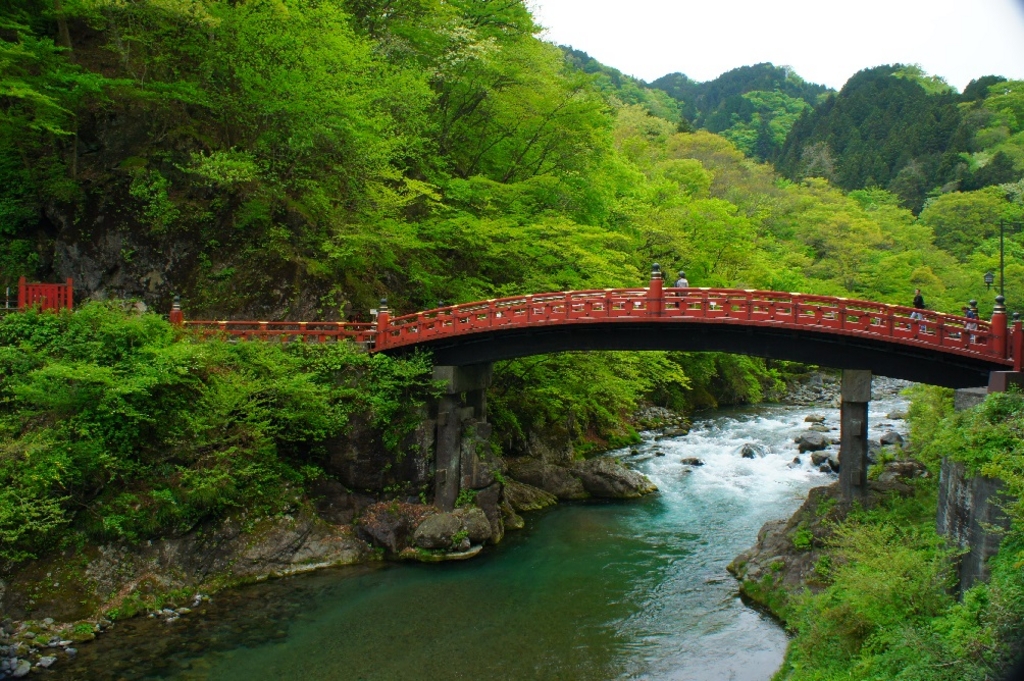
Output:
[776,65,1024,212]
[773,388,1024,680]
[489,352,784,454]
[0,304,436,564]
[649,64,829,160]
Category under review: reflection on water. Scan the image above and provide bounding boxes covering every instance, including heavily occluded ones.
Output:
[54,396,907,681]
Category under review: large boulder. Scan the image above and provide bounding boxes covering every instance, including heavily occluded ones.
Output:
[795,432,829,453]
[879,431,905,448]
[827,452,841,473]
[569,458,657,499]
[804,414,826,423]
[357,502,435,554]
[877,460,927,483]
[654,426,689,440]
[810,452,830,467]
[506,459,588,500]
[454,507,493,545]
[503,479,559,511]
[413,513,464,550]
[525,431,575,466]
[325,415,434,495]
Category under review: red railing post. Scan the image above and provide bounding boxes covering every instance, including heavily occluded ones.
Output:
[375,298,390,350]
[65,278,73,310]
[1012,313,1023,372]
[17,276,26,310]
[648,263,663,317]
[991,295,1008,359]
[169,295,184,325]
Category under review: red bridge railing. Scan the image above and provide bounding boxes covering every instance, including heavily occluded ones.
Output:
[171,270,1022,370]
[180,319,377,345]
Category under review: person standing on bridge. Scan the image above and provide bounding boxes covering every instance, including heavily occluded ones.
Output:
[965,299,979,344]
[674,271,689,287]
[911,288,926,332]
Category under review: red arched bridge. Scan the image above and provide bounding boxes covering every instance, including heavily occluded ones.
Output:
[167,269,1024,390]
[13,272,1022,506]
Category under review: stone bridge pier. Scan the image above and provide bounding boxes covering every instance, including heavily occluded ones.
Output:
[839,369,872,501]
[432,363,495,511]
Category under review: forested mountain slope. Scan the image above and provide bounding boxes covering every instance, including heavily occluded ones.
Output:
[775,65,1023,212]
[649,63,830,160]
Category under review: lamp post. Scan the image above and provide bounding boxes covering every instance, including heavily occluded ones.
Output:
[999,219,1005,298]
[985,271,995,290]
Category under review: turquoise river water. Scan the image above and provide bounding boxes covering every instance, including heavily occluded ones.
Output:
[54,395,907,681]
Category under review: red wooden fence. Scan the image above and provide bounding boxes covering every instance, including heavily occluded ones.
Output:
[17,277,73,312]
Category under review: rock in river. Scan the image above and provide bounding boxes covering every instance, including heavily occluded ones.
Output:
[795,432,829,453]
[453,507,492,545]
[507,459,588,500]
[413,513,464,550]
[879,431,905,448]
[569,457,657,498]
[740,443,769,458]
[502,479,559,512]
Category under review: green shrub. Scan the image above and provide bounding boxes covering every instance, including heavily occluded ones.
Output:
[791,524,813,551]
[0,304,436,564]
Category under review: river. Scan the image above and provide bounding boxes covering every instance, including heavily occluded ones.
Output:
[54,390,909,681]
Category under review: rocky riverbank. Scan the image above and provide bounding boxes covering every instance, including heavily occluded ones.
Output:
[781,371,912,408]
[0,371,900,678]
[726,407,928,618]
[0,447,657,678]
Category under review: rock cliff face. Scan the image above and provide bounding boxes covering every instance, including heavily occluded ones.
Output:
[936,458,1012,594]
[28,104,338,321]
[934,387,1014,595]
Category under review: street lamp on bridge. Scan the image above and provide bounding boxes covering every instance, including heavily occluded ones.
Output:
[983,220,1007,297]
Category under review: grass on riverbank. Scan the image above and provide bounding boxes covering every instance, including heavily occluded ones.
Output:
[771,386,1024,681]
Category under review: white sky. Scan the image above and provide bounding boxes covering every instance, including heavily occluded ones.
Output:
[530,0,1024,91]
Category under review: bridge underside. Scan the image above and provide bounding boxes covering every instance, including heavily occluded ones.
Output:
[389,322,1001,388]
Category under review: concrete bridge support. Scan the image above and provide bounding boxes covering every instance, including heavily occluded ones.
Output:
[432,363,493,511]
[839,369,871,502]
